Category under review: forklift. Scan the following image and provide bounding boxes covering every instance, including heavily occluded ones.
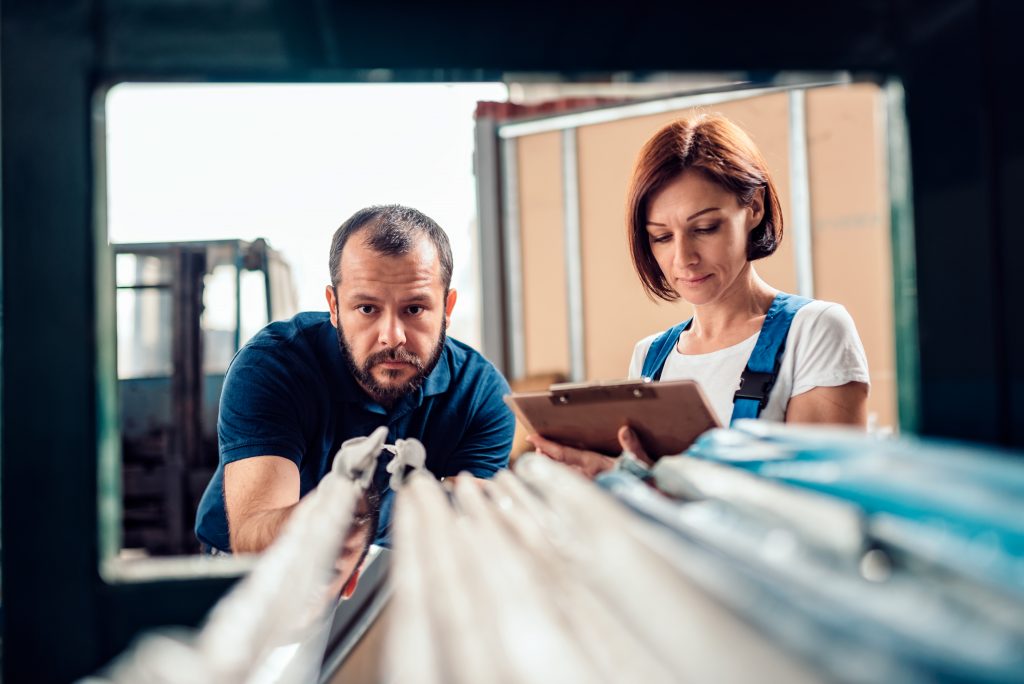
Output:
[114,238,298,555]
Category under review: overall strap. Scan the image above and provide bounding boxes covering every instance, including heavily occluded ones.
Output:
[640,319,692,381]
[730,292,812,425]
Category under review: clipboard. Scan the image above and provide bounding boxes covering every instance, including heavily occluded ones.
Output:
[504,378,721,457]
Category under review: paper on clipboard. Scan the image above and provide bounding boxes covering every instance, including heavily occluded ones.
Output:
[504,378,721,457]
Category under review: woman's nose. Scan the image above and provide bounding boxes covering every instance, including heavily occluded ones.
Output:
[674,236,698,267]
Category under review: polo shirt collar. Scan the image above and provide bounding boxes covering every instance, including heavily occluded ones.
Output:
[422,342,452,397]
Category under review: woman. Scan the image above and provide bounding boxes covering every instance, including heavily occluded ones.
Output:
[528,114,870,477]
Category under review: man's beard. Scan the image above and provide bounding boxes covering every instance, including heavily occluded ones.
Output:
[337,320,447,407]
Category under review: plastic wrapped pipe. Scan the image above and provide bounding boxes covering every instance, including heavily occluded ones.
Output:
[468,472,679,683]
[690,422,1024,601]
[384,455,822,684]
[83,426,422,684]
[386,450,1019,683]
[651,453,867,564]
[512,454,823,683]
[612,428,1024,683]
[385,471,611,684]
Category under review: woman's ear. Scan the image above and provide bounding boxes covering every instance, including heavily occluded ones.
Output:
[748,186,766,231]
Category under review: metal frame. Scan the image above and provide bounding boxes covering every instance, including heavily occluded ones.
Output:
[884,79,921,434]
[497,78,850,140]
[7,2,1023,681]
[473,115,509,374]
[787,89,816,299]
[561,128,586,382]
[500,136,526,380]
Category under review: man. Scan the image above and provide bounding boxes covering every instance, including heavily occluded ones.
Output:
[195,205,515,554]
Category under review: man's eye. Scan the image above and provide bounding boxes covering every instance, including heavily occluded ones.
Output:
[358,305,376,315]
[406,305,424,315]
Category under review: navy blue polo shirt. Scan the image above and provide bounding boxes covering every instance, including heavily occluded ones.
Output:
[195,311,514,552]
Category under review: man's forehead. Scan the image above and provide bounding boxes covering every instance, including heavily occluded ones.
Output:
[339,233,443,290]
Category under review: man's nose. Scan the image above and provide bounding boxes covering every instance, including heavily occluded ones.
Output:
[378,312,406,347]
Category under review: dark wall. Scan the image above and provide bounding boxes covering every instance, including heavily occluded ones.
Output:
[3,1,1021,681]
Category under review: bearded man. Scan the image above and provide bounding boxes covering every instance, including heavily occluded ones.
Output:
[195,205,514,554]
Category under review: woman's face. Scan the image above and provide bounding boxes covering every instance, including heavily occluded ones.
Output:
[645,169,764,306]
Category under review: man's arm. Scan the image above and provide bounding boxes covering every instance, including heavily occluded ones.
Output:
[225,455,301,553]
[444,375,516,477]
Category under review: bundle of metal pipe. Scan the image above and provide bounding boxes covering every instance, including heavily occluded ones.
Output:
[84,426,416,684]
[385,428,1024,684]
[385,456,821,683]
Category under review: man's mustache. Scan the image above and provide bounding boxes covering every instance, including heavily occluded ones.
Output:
[365,347,423,369]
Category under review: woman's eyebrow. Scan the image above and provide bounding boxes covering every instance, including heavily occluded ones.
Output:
[647,206,721,227]
[687,206,720,220]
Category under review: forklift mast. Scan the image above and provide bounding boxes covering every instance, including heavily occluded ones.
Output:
[114,238,298,556]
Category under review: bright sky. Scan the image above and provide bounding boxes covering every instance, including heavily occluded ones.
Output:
[105,82,509,350]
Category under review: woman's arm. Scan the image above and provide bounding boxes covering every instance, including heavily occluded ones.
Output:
[784,381,869,426]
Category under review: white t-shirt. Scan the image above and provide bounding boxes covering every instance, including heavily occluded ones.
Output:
[627,300,870,425]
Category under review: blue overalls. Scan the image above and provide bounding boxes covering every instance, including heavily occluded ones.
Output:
[640,292,811,426]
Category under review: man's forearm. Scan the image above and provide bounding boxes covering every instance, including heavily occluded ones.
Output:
[229,503,299,553]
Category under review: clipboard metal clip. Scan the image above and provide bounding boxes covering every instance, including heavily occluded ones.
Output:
[547,379,657,406]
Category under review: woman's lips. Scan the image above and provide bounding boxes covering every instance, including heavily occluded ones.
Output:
[677,274,712,286]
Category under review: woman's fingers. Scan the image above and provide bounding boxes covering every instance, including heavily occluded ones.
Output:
[525,433,564,460]
[618,426,653,465]
[527,434,615,478]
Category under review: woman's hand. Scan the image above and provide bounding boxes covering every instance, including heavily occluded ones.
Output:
[526,426,653,479]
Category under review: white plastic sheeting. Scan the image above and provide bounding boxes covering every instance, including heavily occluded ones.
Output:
[84,426,424,684]
[384,455,821,684]
[384,435,1024,683]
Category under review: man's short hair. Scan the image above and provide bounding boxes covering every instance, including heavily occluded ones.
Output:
[329,205,454,292]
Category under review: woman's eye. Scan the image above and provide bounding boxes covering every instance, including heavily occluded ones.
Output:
[649,234,672,244]
[694,224,719,235]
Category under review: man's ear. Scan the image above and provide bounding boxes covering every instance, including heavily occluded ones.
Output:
[326,285,339,327]
[340,567,361,599]
[444,288,458,326]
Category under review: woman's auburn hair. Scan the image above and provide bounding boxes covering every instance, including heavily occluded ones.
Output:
[626,113,784,301]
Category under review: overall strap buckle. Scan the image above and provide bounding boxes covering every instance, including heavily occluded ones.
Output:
[733,368,775,408]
